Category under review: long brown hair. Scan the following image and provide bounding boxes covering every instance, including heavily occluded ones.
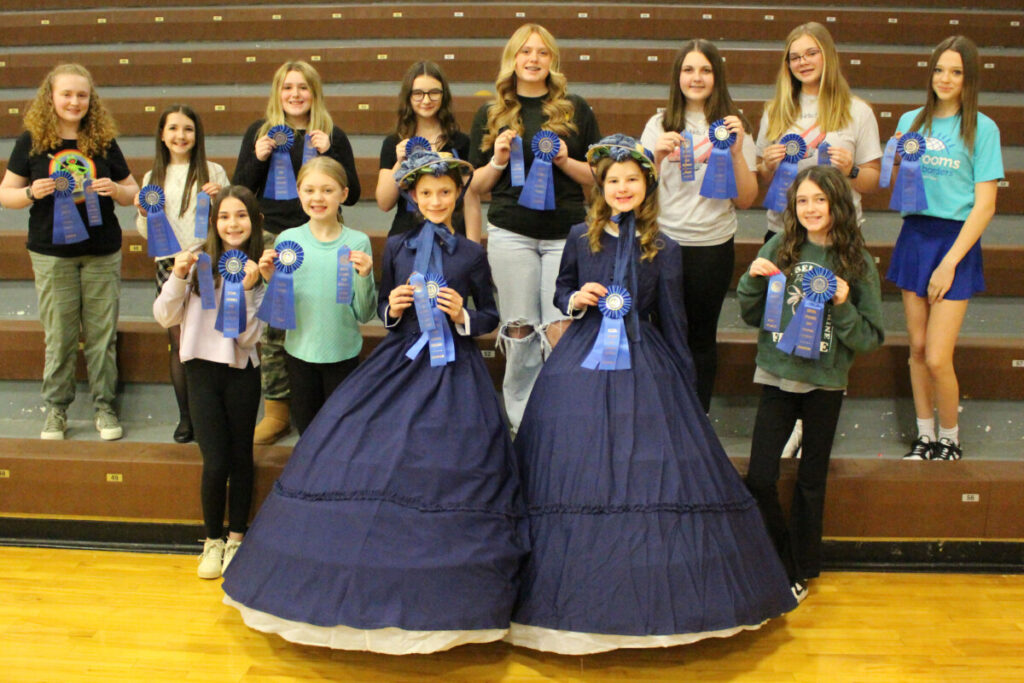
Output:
[149,104,211,218]
[585,157,661,262]
[662,40,750,134]
[764,23,854,141]
[24,63,118,158]
[393,61,460,146]
[192,186,265,293]
[907,36,980,153]
[479,24,577,152]
[776,166,866,282]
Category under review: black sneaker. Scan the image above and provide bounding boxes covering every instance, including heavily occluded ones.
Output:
[902,436,934,460]
[931,437,962,461]
[790,580,808,604]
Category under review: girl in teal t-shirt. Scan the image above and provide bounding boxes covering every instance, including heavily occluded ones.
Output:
[258,157,376,434]
[885,36,1004,462]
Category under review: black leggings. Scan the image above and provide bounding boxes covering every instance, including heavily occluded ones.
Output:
[184,359,261,539]
[680,239,735,413]
[286,352,360,435]
[744,384,844,582]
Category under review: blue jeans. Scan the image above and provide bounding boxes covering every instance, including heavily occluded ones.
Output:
[486,225,568,432]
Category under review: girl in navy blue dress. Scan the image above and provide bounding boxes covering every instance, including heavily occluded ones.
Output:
[506,135,795,654]
[222,151,526,654]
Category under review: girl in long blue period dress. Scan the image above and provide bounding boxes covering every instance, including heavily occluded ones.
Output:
[887,36,1003,462]
[223,151,526,654]
[507,135,795,655]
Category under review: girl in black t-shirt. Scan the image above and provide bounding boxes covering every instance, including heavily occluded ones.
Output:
[376,61,481,241]
[0,63,138,441]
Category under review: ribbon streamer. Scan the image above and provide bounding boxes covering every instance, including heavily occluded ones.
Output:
[509,134,526,187]
[762,271,787,332]
[214,250,248,338]
[679,130,695,182]
[817,141,831,167]
[196,252,217,310]
[82,179,102,226]
[301,133,318,167]
[50,170,89,245]
[405,272,456,367]
[764,134,807,212]
[581,285,633,370]
[889,132,929,213]
[518,131,559,210]
[194,191,211,240]
[879,137,899,189]
[264,125,298,200]
[336,245,353,304]
[699,119,738,200]
[140,185,183,258]
[257,240,303,330]
[776,267,837,359]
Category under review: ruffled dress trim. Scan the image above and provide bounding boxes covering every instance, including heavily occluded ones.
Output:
[505,620,768,655]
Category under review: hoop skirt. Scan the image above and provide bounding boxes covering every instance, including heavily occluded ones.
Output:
[222,229,527,654]
[506,224,796,654]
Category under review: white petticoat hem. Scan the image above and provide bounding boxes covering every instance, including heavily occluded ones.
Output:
[504,620,768,655]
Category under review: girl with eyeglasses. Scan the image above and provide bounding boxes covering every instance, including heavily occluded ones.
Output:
[377,61,481,241]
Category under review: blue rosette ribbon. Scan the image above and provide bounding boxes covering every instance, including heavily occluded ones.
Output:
[699,119,738,200]
[140,184,182,258]
[82,179,102,226]
[257,240,303,330]
[518,131,559,210]
[50,170,89,245]
[336,245,353,305]
[679,130,695,182]
[581,285,633,370]
[764,134,807,212]
[214,249,249,338]
[776,267,837,359]
[509,134,526,187]
[406,136,432,158]
[405,271,456,367]
[196,252,217,310]
[301,133,318,167]
[889,132,929,213]
[264,125,298,200]
[194,190,211,239]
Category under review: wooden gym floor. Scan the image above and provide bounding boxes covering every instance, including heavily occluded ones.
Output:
[1,547,1022,682]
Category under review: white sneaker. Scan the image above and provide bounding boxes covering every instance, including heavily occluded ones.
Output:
[781,419,803,459]
[791,580,809,604]
[95,408,123,441]
[222,538,242,575]
[41,407,67,440]
[198,539,225,579]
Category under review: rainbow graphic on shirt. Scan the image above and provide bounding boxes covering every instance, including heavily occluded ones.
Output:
[48,149,96,204]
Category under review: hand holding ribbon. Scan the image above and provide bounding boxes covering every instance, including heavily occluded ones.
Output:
[405,272,456,367]
[888,131,929,213]
[264,125,298,200]
[139,185,183,258]
[518,131,559,210]
[776,267,837,359]
[256,240,303,330]
[581,285,633,370]
[50,170,89,245]
[214,250,249,338]
[699,118,738,199]
[764,134,807,212]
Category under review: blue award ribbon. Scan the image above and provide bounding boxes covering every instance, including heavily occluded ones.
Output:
[140,185,182,258]
[878,137,899,189]
[82,179,102,226]
[257,240,303,330]
[405,136,432,158]
[194,191,210,240]
[50,171,89,245]
[776,267,837,359]
[405,272,456,367]
[762,271,787,332]
[196,252,217,310]
[699,119,738,200]
[519,131,559,211]
[764,134,807,212]
[336,245,353,304]
[581,285,633,371]
[509,134,526,187]
[301,133,318,167]
[264,125,298,200]
[214,250,248,338]
[679,130,695,182]
[889,132,929,213]
[817,141,831,166]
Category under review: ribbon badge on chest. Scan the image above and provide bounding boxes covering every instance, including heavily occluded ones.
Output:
[265,125,298,200]
[405,272,456,367]
[888,132,929,213]
[140,185,182,258]
[50,170,89,245]
[699,119,738,200]
[775,267,837,359]
[518,131,559,210]
[764,134,807,212]
[214,250,249,338]
[257,241,303,330]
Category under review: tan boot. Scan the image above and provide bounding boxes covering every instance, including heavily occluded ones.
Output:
[253,399,291,445]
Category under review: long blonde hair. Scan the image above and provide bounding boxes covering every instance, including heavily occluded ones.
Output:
[479,24,577,152]
[585,157,661,263]
[258,61,333,138]
[24,63,118,158]
[907,36,980,153]
[764,23,853,141]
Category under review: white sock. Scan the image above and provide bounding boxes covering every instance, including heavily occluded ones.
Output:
[916,418,936,442]
[938,425,959,445]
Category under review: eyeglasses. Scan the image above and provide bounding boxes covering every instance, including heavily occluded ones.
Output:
[410,89,444,102]
[788,48,822,64]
